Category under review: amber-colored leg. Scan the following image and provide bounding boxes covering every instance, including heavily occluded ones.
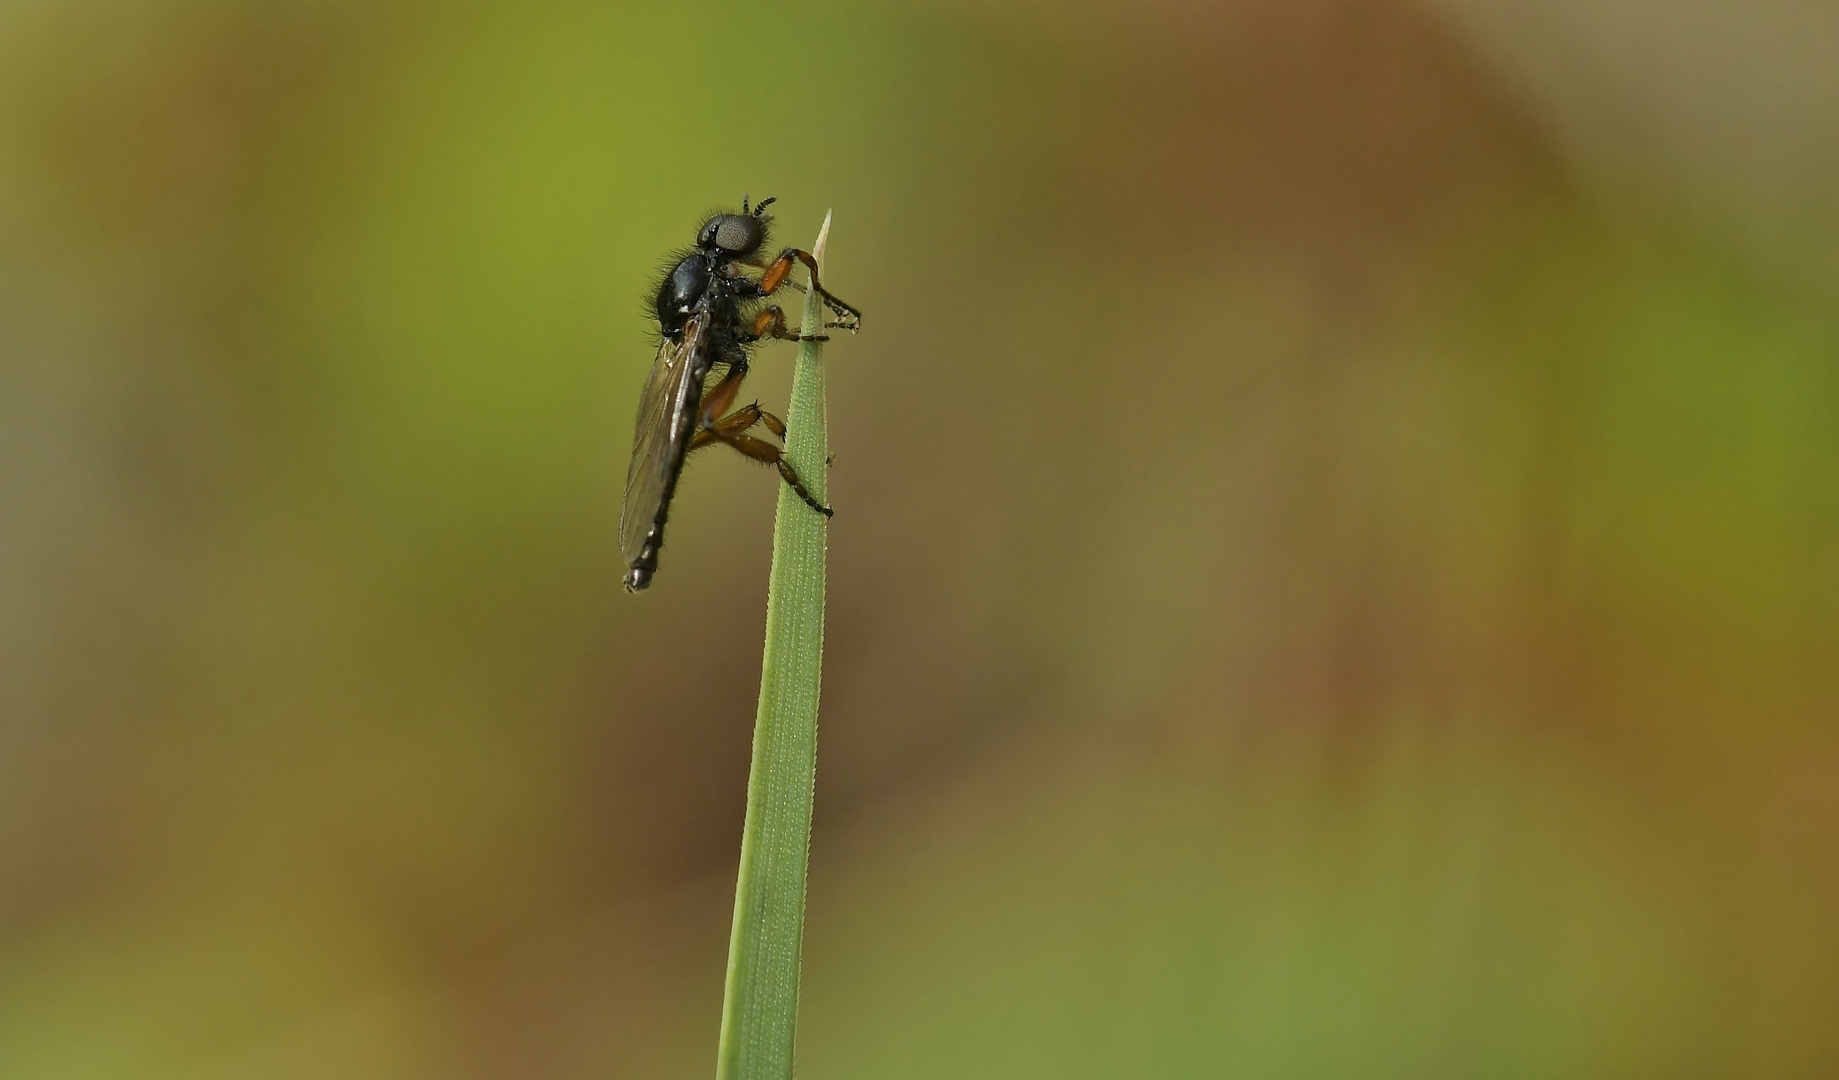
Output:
[716,429,831,517]
[689,400,765,451]
[756,247,863,332]
[689,357,826,515]
[697,364,748,429]
[689,401,829,517]
[747,305,827,344]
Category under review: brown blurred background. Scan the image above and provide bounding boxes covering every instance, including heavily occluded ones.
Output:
[3,0,1837,1076]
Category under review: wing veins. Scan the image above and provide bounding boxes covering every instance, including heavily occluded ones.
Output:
[618,312,713,566]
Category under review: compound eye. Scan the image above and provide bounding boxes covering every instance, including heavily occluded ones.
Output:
[712,214,761,254]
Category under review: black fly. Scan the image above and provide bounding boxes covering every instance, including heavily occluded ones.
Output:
[618,196,862,592]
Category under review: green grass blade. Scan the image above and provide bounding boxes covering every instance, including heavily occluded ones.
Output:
[715,211,836,1080]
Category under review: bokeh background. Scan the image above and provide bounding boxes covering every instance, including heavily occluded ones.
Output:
[4,0,1837,1076]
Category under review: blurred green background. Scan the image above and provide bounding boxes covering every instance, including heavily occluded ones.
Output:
[3,0,1837,1076]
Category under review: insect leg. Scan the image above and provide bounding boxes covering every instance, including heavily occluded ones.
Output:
[687,359,825,514]
[696,362,749,428]
[713,405,787,440]
[734,262,807,298]
[689,401,767,451]
[746,305,828,344]
[757,248,863,332]
[707,428,832,518]
[686,401,789,442]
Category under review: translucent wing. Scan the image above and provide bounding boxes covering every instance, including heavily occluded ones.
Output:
[619,312,710,568]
